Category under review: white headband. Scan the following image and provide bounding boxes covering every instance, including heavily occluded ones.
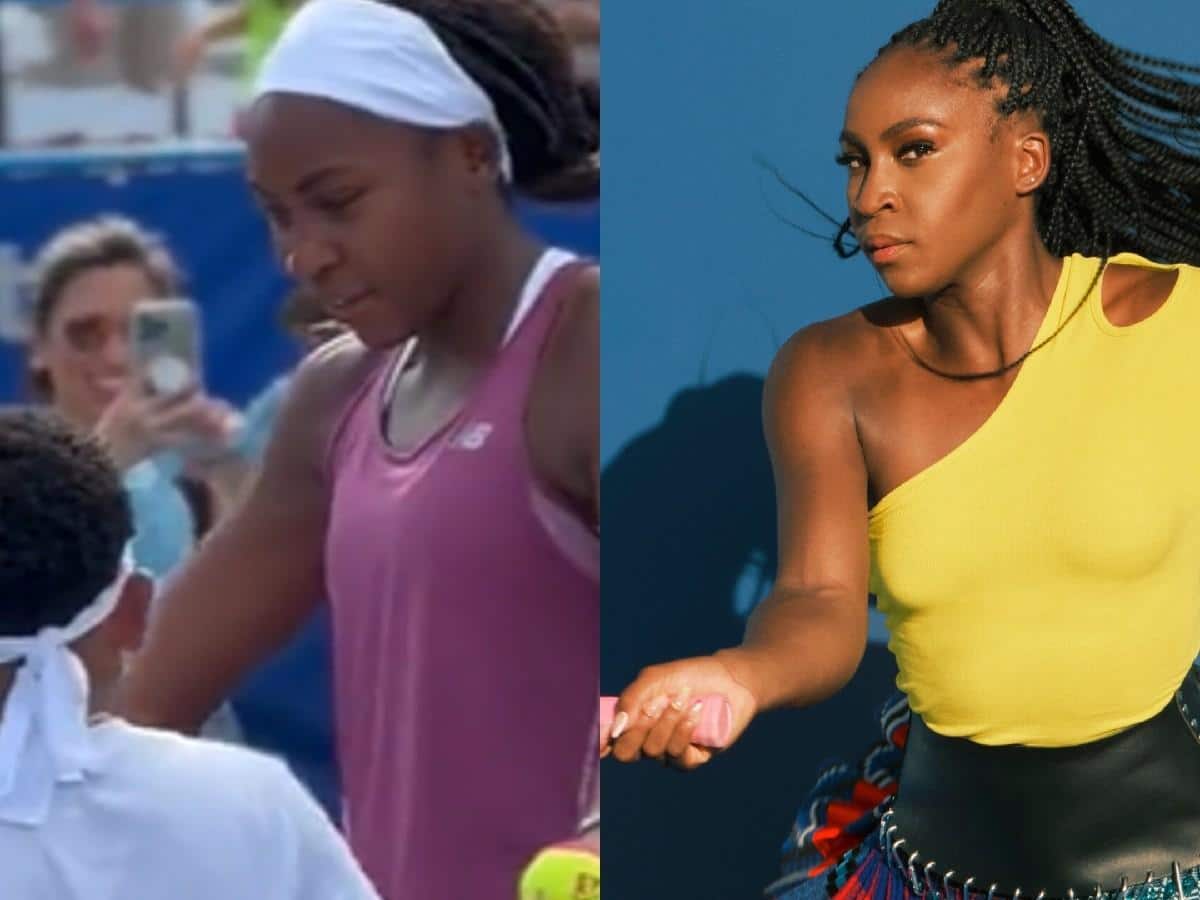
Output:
[254,0,513,182]
[0,548,135,826]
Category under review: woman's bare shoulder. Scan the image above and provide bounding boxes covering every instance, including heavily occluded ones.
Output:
[289,331,383,405]
[264,331,389,479]
[769,297,909,393]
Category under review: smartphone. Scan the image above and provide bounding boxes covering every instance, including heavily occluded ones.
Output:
[130,298,202,397]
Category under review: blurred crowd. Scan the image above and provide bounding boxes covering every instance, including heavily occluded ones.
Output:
[0,0,599,146]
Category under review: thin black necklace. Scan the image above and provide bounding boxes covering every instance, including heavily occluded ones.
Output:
[893,262,1104,383]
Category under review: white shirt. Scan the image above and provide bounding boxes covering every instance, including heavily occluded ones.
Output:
[0,719,380,900]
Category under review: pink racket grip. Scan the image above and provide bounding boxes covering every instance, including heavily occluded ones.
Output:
[600,695,733,749]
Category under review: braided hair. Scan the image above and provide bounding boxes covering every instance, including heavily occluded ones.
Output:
[388,0,600,201]
[836,0,1200,268]
[773,0,1200,380]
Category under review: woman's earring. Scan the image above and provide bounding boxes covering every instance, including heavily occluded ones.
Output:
[285,252,297,276]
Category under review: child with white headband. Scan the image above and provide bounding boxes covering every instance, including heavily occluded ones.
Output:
[0,408,381,899]
[117,0,600,897]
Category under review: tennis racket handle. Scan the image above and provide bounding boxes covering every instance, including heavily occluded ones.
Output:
[600,694,732,748]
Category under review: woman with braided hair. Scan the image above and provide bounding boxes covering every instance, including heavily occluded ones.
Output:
[112,0,599,896]
[606,1,1200,898]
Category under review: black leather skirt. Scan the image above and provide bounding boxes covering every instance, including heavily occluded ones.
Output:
[887,668,1200,897]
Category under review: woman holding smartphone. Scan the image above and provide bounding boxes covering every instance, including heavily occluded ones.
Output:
[27,217,248,741]
[28,216,248,580]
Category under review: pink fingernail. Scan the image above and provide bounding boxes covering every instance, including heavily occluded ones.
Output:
[611,711,629,739]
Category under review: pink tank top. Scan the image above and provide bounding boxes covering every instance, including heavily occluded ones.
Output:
[324,251,599,898]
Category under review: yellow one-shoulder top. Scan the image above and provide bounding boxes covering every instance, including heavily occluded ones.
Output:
[869,253,1200,747]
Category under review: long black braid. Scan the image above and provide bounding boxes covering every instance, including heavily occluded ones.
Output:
[870,0,1200,265]
[387,0,599,200]
[800,0,1200,380]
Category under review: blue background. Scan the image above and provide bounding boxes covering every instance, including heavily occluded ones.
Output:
[601,3,1196,898]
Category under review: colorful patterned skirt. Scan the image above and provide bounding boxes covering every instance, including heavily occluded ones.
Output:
[765,692,909,899]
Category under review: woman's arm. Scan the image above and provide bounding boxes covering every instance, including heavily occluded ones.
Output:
[114,337,372,732]
[721,322,871,711]
[606,320,871,766]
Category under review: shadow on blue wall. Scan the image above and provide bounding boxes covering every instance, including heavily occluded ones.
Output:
[601,373,897,899]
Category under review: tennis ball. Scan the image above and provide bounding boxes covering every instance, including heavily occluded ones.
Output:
[517,839,600,900]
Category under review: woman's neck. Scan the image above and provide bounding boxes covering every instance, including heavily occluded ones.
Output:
[918,234,1064,371]
[416,222,545,372]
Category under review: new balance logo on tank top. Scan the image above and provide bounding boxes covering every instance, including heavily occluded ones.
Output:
[323,248,599,898]
[450,421,494,451]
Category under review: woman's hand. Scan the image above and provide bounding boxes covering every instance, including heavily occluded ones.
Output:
[602,651,760,770]
[94,384,234,471]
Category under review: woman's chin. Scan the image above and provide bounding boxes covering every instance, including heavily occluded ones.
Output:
[345,319,414,351]
[878,268,934,300]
